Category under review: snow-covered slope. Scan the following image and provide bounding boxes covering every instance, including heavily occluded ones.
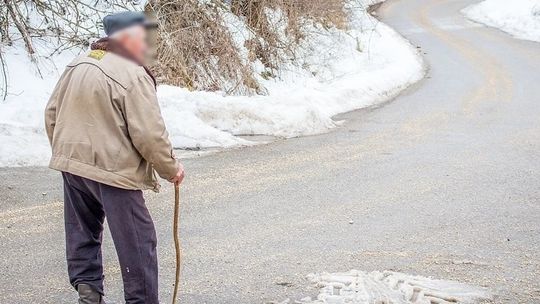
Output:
[0,0,425,167]
[463,0,540,42]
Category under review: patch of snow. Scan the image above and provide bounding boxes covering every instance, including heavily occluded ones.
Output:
[463,0,540,42]
[0,41,79,167]
[291,270,492,304]
[0,0,425,167]
[156,0,425,150]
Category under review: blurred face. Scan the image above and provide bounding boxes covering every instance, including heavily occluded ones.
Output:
[116,25,149,64]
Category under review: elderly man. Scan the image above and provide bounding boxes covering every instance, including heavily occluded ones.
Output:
[45,12,184,304]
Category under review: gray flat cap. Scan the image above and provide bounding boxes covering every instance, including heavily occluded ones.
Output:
[103,11,157,36]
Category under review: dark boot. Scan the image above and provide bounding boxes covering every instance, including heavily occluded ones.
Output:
[77,284,105,304]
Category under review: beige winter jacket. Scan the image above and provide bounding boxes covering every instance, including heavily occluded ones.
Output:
[45,50,179,192]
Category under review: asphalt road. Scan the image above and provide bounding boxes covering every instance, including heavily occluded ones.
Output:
[1,0,539,303]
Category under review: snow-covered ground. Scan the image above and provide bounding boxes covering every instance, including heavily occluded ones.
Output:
[284,270,492,304]
[0,0,424,167]
[463,0,540,42]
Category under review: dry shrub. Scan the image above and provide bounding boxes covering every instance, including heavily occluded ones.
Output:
[0,0,131,101]
[2,0,349,98]
[147,0,261,95]
[231,0,283,72]
[1,0,133,53]
[293,0,349,30]
[145,0,347,95]
[231,0,348,72]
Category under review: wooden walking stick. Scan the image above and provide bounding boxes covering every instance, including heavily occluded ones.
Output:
[172,183,182,304]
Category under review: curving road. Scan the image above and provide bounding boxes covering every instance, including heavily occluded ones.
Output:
[1,0,539,303]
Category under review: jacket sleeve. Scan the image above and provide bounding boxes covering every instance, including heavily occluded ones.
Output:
[123,74,179,180]
[45,69,71,146]
[45,75,63,146]
[45,98,57,146]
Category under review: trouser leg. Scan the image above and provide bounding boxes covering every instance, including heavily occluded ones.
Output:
[63,173,105,295]
[100,185,159,304]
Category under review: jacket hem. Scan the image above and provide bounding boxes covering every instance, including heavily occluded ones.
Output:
[49,156,160,192]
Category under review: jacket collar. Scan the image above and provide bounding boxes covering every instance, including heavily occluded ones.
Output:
[91,37,157,88]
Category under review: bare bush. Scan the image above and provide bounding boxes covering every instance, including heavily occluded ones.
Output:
[147,0,262,95]
[1,0,133,54]
[0,0,134,100]
[231,0,347,73]
[146,0,347,94]
[293,0,349,29]
[0,0,349,98]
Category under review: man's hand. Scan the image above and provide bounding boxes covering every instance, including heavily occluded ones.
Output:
[169,164,185,185]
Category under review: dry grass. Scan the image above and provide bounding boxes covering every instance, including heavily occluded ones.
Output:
[2,0,348,96]
[233,0,348,74]
[147,0,348,95]
[147,0,261,95]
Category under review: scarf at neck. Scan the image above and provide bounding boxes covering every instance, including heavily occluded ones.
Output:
[91,37,157,88]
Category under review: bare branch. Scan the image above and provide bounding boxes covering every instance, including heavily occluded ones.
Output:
[4,0,36,55]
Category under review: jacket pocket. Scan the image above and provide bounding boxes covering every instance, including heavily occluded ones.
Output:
[58,141,95,166]
[111,143,142,172]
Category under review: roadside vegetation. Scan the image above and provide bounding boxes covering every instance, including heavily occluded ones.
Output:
[1,0,350,98]
[0,0,428,167]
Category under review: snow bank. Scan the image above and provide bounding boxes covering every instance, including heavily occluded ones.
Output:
[463,0,540,42]
[0,0,424,167]
[288,270,492,304]
[0,43,79,167]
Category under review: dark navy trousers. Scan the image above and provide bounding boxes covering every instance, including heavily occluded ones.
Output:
[62,172,159,304]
